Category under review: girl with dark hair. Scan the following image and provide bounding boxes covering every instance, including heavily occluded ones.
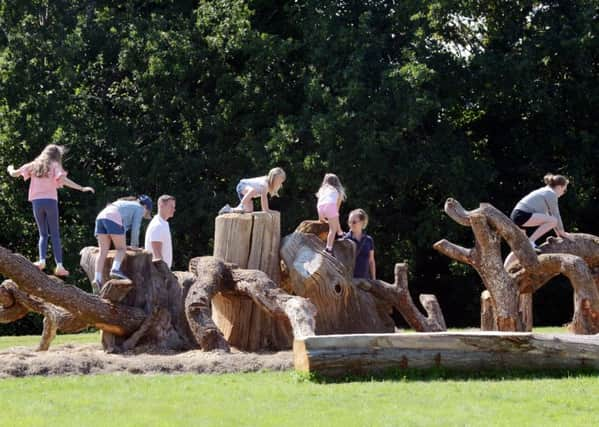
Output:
[504,173,572,266]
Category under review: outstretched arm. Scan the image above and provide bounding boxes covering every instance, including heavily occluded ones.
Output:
[63,177,95,193]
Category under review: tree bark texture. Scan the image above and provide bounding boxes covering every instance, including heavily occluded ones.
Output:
[211,211,302,351]
[280,221,446,334]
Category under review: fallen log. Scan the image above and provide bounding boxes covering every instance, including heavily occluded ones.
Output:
[294,332,599,377]
[0,246,147,337]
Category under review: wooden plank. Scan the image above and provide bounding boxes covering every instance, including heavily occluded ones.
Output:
[294,332,599,376]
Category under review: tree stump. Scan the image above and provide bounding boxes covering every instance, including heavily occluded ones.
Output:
[280,220,447,334]
[212,212,293,351]
[434,199,599,333]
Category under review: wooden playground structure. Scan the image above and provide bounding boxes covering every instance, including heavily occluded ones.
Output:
[1,198,599,376]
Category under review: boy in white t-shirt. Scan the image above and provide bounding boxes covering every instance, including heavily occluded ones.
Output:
[144,195,176,269]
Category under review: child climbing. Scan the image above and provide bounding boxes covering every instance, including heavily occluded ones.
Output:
[316,173,346,255]
[7,144,95,277]
[219,167,286,214]
[344,209,376,279]
[504,173,572,266]
[91,195,153,294]
[112,195,153,248]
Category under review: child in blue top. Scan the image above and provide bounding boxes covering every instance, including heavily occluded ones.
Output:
[344,209,376,279]
[92,195,153,293]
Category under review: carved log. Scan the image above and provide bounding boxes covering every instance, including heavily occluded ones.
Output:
[281,224,446,334]
[294,332,599,377]
[211,212,293,351]
[434,199,599,333]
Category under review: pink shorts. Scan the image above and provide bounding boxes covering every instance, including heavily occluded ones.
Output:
[317,203,339,220]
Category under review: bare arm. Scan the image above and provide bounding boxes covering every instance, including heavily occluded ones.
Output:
[63,177,95,193]
[260,192,271,212]
[151,241,163,262]
[369,250,376,280]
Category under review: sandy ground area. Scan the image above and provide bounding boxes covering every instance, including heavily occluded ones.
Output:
[0,344,293,378]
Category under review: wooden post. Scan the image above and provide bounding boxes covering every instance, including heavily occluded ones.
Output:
[212,212,292,351]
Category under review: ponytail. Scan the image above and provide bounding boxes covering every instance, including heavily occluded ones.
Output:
[543,173,569,188]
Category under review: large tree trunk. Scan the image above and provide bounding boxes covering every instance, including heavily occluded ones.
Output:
[211,212,293,351]
[434,199,599,333]
[280,221,446,334]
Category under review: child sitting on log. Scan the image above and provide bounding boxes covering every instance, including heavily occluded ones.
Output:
[6,144,95,277]
[316,173,346,255]
[92,195,153,293]
[219,167,286,214]
[344,209,376,279]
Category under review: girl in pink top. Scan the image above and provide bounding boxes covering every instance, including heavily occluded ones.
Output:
[316,173,347,255]
[7,145,95,277]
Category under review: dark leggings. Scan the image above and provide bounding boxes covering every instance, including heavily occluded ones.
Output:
[32,199,63,263]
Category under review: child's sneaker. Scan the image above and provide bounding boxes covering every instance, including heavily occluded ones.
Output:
[323,247,335,257]
[109,269,130,281]
[54,266,70,277]
[91,280,102,295]
[335,233,345,241]
[33,260,46,271]
[530,241,542,254]
[218,204,232,215]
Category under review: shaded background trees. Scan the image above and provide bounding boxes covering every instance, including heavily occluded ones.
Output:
[1,0,598,334]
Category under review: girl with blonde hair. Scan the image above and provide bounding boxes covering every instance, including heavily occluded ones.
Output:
[219,167,286,214]
[316,173,346,255]
[7,145,95,276]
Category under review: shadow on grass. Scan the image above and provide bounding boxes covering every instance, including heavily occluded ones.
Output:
[293,367,599,384]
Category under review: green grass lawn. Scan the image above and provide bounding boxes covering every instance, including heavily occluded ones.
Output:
[2,370,599,426]
[1,327,595,427]
[0,331,101,350]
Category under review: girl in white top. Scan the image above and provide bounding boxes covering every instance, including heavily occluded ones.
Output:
[316,173,347,255]
[219,167,286,214]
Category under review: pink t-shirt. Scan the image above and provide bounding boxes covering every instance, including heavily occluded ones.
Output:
[17,161,67,201]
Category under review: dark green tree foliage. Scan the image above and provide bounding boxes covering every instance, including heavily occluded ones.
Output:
[0,0,598,333]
